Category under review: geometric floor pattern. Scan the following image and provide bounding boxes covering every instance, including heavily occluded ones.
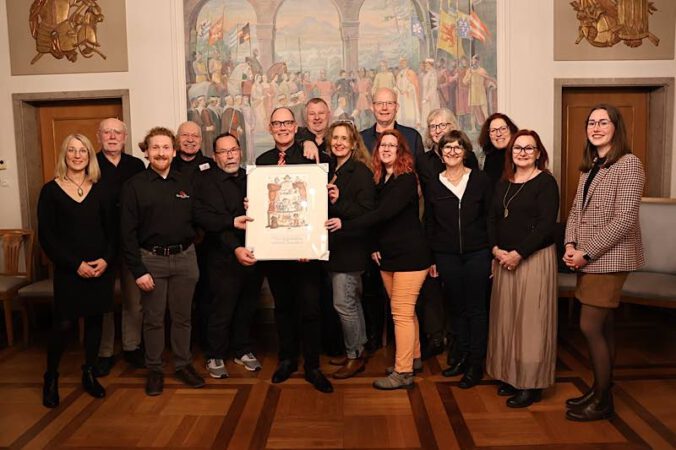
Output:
[1,306,674,449]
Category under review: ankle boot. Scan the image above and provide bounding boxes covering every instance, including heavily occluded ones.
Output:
[566,390,614,422]
[442,352,468,377]
[82,365,106,398]
[506,389,542,408]
[566,387,596,408]
[43,371,60,408]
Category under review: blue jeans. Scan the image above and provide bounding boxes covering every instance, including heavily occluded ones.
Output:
[330,271,367,359]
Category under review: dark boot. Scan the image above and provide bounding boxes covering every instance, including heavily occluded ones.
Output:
[442,352,468,377]
[566,390,614,422]
[43,371,59,408]
[82,365,106,398]
[506,389,542,408]
[458,364,483,389]
[497,381,518,397]
[566,387,596,408]
[421,335,445,360]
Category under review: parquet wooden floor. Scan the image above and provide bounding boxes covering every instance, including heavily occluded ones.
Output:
[0,305,674,449]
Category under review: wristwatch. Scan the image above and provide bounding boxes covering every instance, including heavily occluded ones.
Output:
[583,253,592,262]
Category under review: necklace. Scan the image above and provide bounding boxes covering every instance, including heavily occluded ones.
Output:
[64,175,86,197]
[502,168,537,218]
[444,168,466,184]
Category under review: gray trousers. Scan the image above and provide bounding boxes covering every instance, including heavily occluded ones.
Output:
[99,262,143,357]
[140,245,198,371]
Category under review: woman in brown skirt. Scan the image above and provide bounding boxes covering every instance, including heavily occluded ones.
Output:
[563,104,645,421]
[486,129,559,408]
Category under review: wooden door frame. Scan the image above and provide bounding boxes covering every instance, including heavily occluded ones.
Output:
[554,78,674,198]
[11,90,131,230]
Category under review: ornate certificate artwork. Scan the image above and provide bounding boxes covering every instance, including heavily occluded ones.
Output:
[29,0,106,64]
[6,0,128,75]
[246,164,329,261]
[554,0,675,60]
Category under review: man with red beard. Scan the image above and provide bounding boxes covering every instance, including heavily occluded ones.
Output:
[121,127,204,396]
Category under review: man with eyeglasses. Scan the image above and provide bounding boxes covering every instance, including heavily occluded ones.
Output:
[193,133,264,378]
[95,118,146,376]
[255,107,333,393]
[360,88,424,158]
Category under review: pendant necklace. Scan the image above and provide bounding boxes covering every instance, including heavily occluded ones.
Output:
[64,175,86,197]
[502,168,537,218]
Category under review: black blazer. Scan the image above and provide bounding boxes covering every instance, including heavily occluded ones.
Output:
[424,169,492,255]
[343,172,431,272]
[327,158,376,273]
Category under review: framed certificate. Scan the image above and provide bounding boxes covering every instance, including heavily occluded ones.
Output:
[245,163,329,260]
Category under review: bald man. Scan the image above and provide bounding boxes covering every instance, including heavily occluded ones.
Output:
[95,118,147,376]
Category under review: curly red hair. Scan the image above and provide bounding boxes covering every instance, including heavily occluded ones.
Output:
[371,129,415,183]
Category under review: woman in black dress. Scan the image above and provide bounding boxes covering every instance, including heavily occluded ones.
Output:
[38,134,116,408]
[478,113,518,187]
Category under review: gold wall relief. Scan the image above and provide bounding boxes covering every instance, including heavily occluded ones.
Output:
[29,0,107,64]
[570,0,660,48]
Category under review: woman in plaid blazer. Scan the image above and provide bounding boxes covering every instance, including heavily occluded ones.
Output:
[563,104,645,422]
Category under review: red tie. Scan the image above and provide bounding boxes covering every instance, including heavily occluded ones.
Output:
[278,151,286,166]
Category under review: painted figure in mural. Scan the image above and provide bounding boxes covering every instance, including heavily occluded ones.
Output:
[187,96,202,126]
[436,58,453,112]
[245,48,264,76]
[372,60,396,95]
[355,67,375,130]
[193,52,208,83]
[463,55,496,132]
[200,96,219,158]
[571,0,659,48]
[421,58,441,123]
[262,74,275,120]
[454,57,471,130]
[395,57,421,130]
[335,70,355,113]
[238,95,256,164]
[221,96,246,163]
[252,74,268,132]
[208,53,223,85]
[315,70,335,109]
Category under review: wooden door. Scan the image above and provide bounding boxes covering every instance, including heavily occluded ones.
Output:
[37,100,123,183]
[561,88,649,221]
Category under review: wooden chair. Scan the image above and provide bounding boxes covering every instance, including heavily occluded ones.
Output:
[0,229,35,346]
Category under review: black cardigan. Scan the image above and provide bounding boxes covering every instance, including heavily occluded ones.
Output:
[424,169,492,255]
[326,158,376,273]
[343,172,431,272]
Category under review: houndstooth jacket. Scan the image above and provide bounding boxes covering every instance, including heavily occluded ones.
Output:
[565,154,645,273]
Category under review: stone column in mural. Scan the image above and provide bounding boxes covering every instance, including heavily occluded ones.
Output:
[341,20,360,73]
[256,22,275,68]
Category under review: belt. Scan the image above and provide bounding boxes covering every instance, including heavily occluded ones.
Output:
[143,243,190,256]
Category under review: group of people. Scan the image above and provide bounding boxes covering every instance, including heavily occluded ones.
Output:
[38,86,644,423]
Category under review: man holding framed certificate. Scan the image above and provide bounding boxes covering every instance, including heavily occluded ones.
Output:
[252,107,333,393]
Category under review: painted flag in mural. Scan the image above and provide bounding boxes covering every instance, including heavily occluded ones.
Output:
[208,17,223,46]
[456,14,471,39]
[469,10,491,42]
[437,10,465,58]
[239,23,251,44]
[429,10,439,31]
[411,15,424,40]
[228,27,238,48]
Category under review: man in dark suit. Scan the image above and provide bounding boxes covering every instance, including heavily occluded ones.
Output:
[255,107,333,393]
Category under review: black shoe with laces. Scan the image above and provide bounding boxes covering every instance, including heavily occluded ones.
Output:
[175,364,205,388]
[272,360,298,384]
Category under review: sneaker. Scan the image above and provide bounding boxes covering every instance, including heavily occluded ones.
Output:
[373,371,414,390]
[234,353,262,372]
[206,358,229,379]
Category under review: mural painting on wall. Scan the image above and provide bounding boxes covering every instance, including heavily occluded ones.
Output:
[183,0,497,162]
[570,0,659,48]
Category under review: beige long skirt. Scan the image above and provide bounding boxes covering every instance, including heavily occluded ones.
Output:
[486,245,558,389]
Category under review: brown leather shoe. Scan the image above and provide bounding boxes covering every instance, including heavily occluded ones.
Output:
[329,356,347,366]
[333,357,365,379]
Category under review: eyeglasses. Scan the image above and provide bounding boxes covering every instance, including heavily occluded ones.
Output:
[587,119,612,128]
[215,147,241,156]
[271,120,296,129]
[429,122,451,132]
[373,101,397,108]
[441,144,464,156]
[512,145,537,154]
[379,143,398,149]
[489,126,509,136]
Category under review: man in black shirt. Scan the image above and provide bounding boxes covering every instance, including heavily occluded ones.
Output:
[121,127,204,396]
[95,118,146,375]
[295,98,331,155]
[255,107,333,393]
[171,121,214,183]
[193,133,263,378]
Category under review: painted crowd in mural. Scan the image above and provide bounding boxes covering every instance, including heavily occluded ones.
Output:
[183,0,497,162]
